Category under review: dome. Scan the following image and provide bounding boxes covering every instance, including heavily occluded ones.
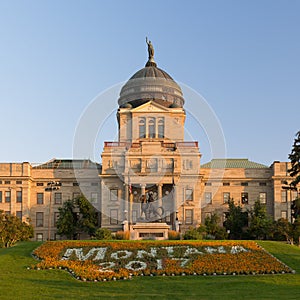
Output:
[118,65,184,108]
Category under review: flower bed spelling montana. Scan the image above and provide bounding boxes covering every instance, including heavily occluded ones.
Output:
[32,241,293,281]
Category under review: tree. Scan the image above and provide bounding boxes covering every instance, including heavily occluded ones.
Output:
[288,130,300,187]
[223,199,248,239]
[56,195,98,239]
[0,210,33,248]
[292,217,300,246]
[271,218,294,244]
[204,213,227,240]
[247,199,273,240]
[291,198,300,220]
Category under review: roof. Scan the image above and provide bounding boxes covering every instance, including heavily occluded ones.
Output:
[201,159,269,169]
[33,159,101,170]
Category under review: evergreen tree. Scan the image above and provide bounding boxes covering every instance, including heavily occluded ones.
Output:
[56,195,98,239]
[247,199,272,240]
[288,130,300,187]
[223,199,248,239]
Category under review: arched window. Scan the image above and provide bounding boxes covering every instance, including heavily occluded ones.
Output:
[148,118,155,138]
[139,118,146,138]
[158,117,164,138]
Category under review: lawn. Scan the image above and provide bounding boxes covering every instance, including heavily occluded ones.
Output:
[0,241,299,300]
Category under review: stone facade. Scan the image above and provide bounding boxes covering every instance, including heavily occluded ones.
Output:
[0,160,101,241]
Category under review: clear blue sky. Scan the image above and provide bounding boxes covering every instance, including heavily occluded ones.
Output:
[0,0,299,166]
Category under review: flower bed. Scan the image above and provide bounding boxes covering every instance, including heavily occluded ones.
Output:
[31,241,293,281]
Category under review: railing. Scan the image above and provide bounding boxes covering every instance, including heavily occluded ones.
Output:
[176,141,198,148]
[104,141,199,148]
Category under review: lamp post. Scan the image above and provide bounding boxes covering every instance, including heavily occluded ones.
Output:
[45,181,61,240]
[282,180,298,223]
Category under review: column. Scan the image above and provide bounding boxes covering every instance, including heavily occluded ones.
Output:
[158,184,163,208]
[141,184,146,196]
[172,184,177,230]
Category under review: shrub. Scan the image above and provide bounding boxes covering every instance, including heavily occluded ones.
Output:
[168,230,180,240]
[183,226,204,240]
[115,231,130,240]
[94,228,112,240]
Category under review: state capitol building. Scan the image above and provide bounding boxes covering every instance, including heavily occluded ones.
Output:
[0,43,298,241]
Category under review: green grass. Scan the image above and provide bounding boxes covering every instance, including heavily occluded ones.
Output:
[0,241,299,299]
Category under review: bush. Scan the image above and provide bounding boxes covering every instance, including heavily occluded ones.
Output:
[94,228,112,240]
[168,230,181,240]
[115,231,130,240]
[183,226,205,240]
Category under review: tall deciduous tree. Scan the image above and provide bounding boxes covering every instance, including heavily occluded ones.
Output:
[56,195,98,239]
[223,199,248,239]
[0,210,33,248]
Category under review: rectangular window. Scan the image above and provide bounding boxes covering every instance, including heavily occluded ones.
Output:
[37,193,44,204]
[36,233,43,241]
[54,192,62,205]
[110,189,118,201]
[281,190,287,203]
[16,180,22,185]
[73,182,79,186]
[110,209,118,225]
[223,192,230,204]
[185,209,194,225]
[0,191,2,203]
[259,192,267,204]
[281,210,287,219]
[292,191,298,200]
[36,182,44,186]
[36,212,44,227]
[223,182,230,186]
[4,180,10,184]
[259,182,267,186]
[16,191,22,203]
[205,182,212,186]
[91,192,98,204]
[5,211,11,215]
[241,192,249,204]
[54,212,60,225]
[205,192,212,204]
[16,211,22,219]
[5,191,11,203]
[185,188,193,201]
[241,182,248,186]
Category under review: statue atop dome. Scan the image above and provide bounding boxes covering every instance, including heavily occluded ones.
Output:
[146,37,154,60]
[145,37,157,67]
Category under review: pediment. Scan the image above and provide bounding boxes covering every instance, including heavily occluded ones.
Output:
[131,101,171,113]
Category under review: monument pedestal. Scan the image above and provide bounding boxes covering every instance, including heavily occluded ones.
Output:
[130,222,169,240]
